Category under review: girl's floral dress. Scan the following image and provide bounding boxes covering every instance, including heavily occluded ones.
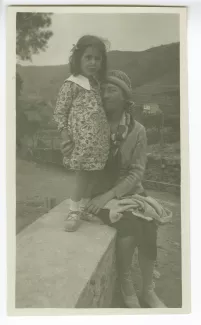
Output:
[54,75,110,171]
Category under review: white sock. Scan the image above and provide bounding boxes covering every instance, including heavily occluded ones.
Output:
[69,199,81,212]
[80,198,90,211]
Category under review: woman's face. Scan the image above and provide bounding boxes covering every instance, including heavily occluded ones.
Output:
[102,83,125,114]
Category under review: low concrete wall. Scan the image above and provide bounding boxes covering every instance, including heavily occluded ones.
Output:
[16,200,117,308]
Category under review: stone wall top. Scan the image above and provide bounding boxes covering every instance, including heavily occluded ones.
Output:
[16,200,116,308]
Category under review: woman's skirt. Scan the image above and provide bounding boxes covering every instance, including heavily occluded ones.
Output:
[97,194,157,261]
[92,166,157,261]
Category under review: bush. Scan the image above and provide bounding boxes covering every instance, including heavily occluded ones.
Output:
[164,115,180,131]
[162,127,180,143]
[146,128,160,145]
[141,112,163,129]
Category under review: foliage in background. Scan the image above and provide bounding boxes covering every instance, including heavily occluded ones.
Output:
[16,42,180,134]
[17,42,179,113]
[16,72,23,97]
[16,32,180,159]
[16,13,53,148]
[16,13,53,61]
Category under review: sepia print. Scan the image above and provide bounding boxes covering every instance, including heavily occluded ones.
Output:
[6,6,190,315]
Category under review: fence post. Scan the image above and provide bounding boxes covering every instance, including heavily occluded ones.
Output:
[44,197,57,212]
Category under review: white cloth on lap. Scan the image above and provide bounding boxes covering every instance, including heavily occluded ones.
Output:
[104,194,173,225]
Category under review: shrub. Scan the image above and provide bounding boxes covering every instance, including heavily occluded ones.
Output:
[146,128,160,145]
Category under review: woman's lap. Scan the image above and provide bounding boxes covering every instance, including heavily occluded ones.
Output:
[98,209,157,261]
[92,179,157,261]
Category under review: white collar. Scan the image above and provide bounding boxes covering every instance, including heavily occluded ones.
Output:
[66,74,91,90]
[119,112,127,126]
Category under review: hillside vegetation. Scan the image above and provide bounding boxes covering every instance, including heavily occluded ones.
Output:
[17,42,180,153]
[17,42,179,111]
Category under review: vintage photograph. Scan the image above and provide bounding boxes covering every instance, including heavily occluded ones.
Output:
[7,6,189,314]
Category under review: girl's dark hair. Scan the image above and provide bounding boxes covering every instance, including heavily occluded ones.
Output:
[69,35,108,81]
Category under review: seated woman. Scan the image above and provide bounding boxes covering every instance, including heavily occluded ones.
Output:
[61,70,167,308]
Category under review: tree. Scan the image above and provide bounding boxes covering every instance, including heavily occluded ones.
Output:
[16,13,53,61]
[16,72,25,149]
[16,13,53,151]
[16,72,23,97]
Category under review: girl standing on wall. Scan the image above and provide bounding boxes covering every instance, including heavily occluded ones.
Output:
[54,35,110,232]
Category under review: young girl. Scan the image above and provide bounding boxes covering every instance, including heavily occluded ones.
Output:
[54,35,110,232]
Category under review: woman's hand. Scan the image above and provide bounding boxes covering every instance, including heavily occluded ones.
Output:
[86,190,115,215]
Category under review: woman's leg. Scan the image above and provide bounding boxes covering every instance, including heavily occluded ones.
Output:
[116,236,140,307]
[138,249,166,308]
[97,210,141,307]
[116,236,136,279]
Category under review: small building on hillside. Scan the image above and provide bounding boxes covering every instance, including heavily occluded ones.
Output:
[133,74,180,116]
[143,103,162,115]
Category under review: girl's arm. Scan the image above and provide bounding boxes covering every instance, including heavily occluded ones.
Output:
[61,129,71,142]
[53,81,74,138]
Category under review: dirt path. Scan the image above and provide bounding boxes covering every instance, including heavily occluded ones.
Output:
[16,159,74,233]
[16,158,181,308]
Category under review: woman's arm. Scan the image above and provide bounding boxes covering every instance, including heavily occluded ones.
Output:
[86,190,115,215]
[110,125,147,199]
[86,126,147,214]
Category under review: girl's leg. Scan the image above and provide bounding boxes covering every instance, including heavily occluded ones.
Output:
[80,171,102,212]
[69,171,88,210]
[79,171,95,212]
[65,171,89,232]
[116,236,140,307]
[138,249,166,308]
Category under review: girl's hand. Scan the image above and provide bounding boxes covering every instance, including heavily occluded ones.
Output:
[61,139,74,157]
[86,191,115,215]
[60,129,74,157]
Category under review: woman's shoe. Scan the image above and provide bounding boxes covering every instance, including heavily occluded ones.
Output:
[64,210,81,232]
[140,283,166,308]
[153,268,161,279]
[121,286,140,308]
[121,271,141,308]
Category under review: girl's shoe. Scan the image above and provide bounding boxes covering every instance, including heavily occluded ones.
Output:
[64,210,81,232]
[80,211,94,221]
[121,271,141,308]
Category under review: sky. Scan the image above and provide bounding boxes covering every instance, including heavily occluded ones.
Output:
[20,13,180,66]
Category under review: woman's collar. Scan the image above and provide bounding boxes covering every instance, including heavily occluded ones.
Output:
[110,111,131,144]
[119,111,131,126]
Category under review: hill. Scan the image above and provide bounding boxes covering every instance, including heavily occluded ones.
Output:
[17,42,180,114]
[107,42,179,89]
